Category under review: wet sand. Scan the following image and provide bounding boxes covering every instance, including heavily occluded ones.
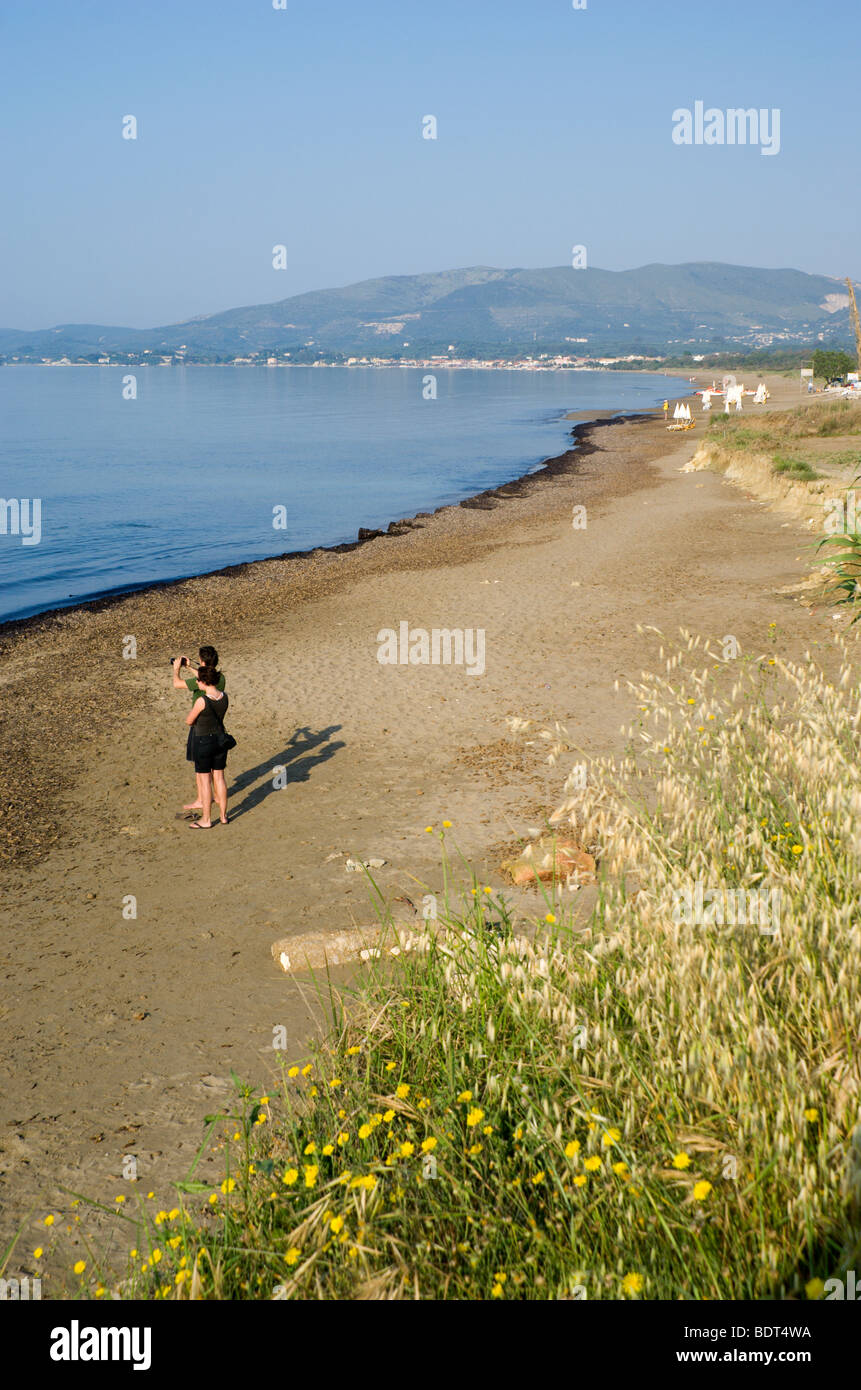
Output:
[0,371,840,1281]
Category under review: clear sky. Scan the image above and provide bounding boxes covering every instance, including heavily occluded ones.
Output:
[1,0,856,329]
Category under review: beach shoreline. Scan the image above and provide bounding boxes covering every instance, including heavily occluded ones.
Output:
[0,401,677,639]
[0,403,678,869]
[1,368,832,1284]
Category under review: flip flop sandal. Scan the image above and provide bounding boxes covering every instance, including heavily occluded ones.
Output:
[188,821,213,830]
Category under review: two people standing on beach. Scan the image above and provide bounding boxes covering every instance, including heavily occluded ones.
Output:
[172,644,234,829]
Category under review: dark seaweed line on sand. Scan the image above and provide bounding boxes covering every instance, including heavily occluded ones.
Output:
[0,411,656,642]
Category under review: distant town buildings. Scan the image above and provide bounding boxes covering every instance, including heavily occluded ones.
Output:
[11,349,671,371]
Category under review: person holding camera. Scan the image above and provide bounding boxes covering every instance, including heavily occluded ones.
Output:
[184,662,233,829]
[172,645,227,814]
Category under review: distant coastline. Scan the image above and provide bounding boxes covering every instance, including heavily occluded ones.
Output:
[3,353,662,371]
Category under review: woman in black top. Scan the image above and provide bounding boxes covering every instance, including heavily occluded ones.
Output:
[185,663,230,828]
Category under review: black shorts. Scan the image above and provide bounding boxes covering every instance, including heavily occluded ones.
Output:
[192,734,228,774]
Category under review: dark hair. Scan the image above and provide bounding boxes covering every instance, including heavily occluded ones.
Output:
[199,645,219,666]
[197,664,220,687]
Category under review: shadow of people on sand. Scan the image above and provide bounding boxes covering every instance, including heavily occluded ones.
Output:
[227,725,345,821]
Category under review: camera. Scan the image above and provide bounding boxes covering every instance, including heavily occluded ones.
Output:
[169,656,188,667]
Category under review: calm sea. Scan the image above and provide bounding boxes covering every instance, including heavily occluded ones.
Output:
[0,365,676,622]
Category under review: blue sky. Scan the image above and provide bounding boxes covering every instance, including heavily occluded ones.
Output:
[1,0,856,328]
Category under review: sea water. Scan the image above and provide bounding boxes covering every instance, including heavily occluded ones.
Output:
[0,365,675,622]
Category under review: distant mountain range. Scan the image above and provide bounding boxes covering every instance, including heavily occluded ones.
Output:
[1,262,856,361]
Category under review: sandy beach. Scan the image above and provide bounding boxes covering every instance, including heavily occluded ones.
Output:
[0,370,842,1277]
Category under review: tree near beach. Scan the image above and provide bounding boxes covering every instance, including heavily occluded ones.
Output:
[811,348,855,382]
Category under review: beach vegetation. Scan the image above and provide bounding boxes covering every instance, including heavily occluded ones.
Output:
[771,455,820,480]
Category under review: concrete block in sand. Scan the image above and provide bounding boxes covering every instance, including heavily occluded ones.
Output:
[271,923,433,975]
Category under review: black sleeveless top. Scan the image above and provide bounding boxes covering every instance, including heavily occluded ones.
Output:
[194,692,229,736]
